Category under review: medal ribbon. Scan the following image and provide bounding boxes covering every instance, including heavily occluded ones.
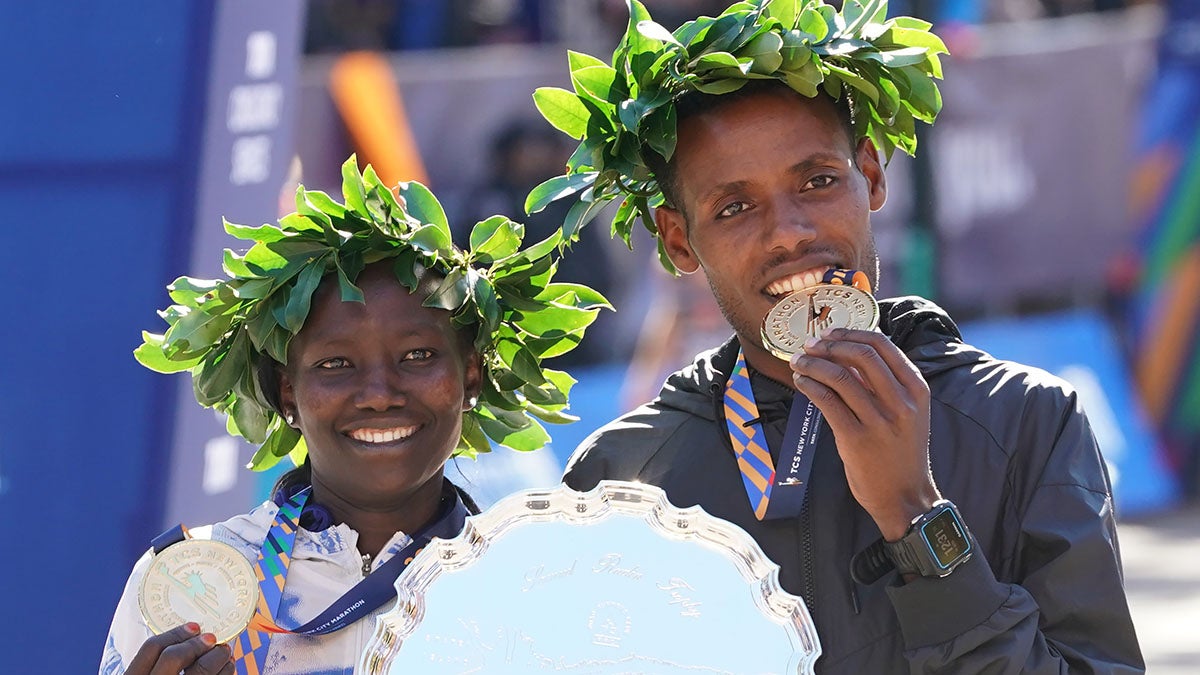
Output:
[724,351,823,521]
[232,485,469,674]
[723,268,870,520]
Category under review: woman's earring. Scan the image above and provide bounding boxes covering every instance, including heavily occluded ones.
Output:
[467,396,478,409]
[286,412,295,426]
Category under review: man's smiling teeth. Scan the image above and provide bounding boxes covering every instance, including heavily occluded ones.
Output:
[765,268,831,297]
[348,427,417,444]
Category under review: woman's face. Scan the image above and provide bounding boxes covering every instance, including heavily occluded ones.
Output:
[278,263,481,512]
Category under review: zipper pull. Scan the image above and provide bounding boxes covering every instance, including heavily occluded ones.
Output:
[361,553,372,577]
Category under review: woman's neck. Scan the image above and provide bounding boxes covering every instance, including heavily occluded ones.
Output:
[309,475,446,558]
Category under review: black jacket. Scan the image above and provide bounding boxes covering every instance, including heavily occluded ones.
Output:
[565,297,1143,674]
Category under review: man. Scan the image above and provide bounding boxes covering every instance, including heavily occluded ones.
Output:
[531,1,1143,672]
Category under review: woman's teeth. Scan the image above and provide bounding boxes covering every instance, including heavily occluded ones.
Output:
[765,268,830,297]
[348,427,417,444]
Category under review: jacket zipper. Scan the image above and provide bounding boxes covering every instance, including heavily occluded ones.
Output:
[711,380,819,617]
[800,486,817,618]
[361,553,372,577]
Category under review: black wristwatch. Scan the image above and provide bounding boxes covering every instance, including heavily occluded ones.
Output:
[883,499,973,578]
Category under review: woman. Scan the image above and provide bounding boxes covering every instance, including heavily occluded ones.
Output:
[100,157,606,675]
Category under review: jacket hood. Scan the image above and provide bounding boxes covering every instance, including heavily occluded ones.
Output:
[657,296,981,420]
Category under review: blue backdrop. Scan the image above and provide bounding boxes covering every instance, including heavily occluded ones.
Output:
[0,3,301,672]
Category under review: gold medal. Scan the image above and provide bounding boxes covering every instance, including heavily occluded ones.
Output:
[762,284,879,361]
[138,539,259,643]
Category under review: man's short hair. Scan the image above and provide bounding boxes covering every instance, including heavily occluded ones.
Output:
[642,81,856,214]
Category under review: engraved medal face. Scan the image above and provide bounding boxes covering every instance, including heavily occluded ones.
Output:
[138,539,259,643]
[762,285,880,360]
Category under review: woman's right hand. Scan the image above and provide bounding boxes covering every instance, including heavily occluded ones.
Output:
[124,623,234,675]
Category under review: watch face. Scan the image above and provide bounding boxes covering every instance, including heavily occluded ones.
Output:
[921,509,971,569]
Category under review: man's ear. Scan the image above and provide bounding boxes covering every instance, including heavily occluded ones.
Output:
[655,205,701,274]
[856,138,888,212]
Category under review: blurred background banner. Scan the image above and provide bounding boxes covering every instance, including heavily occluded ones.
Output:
[0,2,303,672]
[1125,0,1200,498]
[164,0,306,534]
[3,2,1196,673]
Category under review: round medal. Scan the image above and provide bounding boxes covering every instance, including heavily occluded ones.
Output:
[762,285,880,361]
[138,539,259,643]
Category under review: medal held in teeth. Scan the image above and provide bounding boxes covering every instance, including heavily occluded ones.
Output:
[138,538,259,644]
[762,269,879,361]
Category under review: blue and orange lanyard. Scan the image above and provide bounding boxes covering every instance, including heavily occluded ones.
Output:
[228,486,468,674]
[724,351,822,520]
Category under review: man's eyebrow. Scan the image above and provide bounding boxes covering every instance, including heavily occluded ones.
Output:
[695,152,851,202]
[697,179,752,203]
[787,153,852,175]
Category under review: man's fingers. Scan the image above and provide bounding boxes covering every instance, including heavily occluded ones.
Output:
[124,623,201,674]
[825,329,927,393]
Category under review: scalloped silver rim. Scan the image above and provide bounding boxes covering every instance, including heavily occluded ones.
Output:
[358,479,822,674]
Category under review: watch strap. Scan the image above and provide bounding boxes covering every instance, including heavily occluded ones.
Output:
[884,534,926,576]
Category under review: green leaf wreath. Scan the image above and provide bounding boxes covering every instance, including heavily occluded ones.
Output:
[526,0,947,272]
[136,156,610,471]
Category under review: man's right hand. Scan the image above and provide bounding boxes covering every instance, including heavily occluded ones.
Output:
[124,623,234,675]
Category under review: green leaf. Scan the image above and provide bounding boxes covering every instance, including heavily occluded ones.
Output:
[765,0,799,27]
[824,62,878,104]
[134,333,203,373]
[478,412,549,452]
[524,172,596,215]
[469,215,524,263]
[243,240,330,278]
[636,20,682,47]
[538,282,613,311]
[248,424,302,471]
[571,65,626,106]
[223,220,289,244]
[231,277,275,300]
[568,49,610,72]
[864,46,935,68]
[740,32,784,74]
[340,156,370,220]
[533,87,591,140]
[878,26,948,56]
[163,307,234,353]
[167,276,219,307]
[691,51,742,71]
[894,67,941,121]
[226,396,271,444]
[495,337,548,386]
[515,304,598,335]
[525,402,578,425]
[692,78,747,95]
[396,180,450,233]
[796,6,829,42]
[335,259,365,303]
[522,329,585,359]
[408,223,454,259]
[468,269,502,333]
[642,104,678,162]
[195,330,249,405]
[281,254,329,332]
[561,195,610,243]
[423,268,468,311]
[457,413,493,457]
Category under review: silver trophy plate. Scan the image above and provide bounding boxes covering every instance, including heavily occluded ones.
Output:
[359,480,821,674]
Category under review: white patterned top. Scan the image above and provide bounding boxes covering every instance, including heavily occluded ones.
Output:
[100,500,416,675]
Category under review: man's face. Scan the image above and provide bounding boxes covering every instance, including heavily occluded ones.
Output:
[656,88,887,376]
